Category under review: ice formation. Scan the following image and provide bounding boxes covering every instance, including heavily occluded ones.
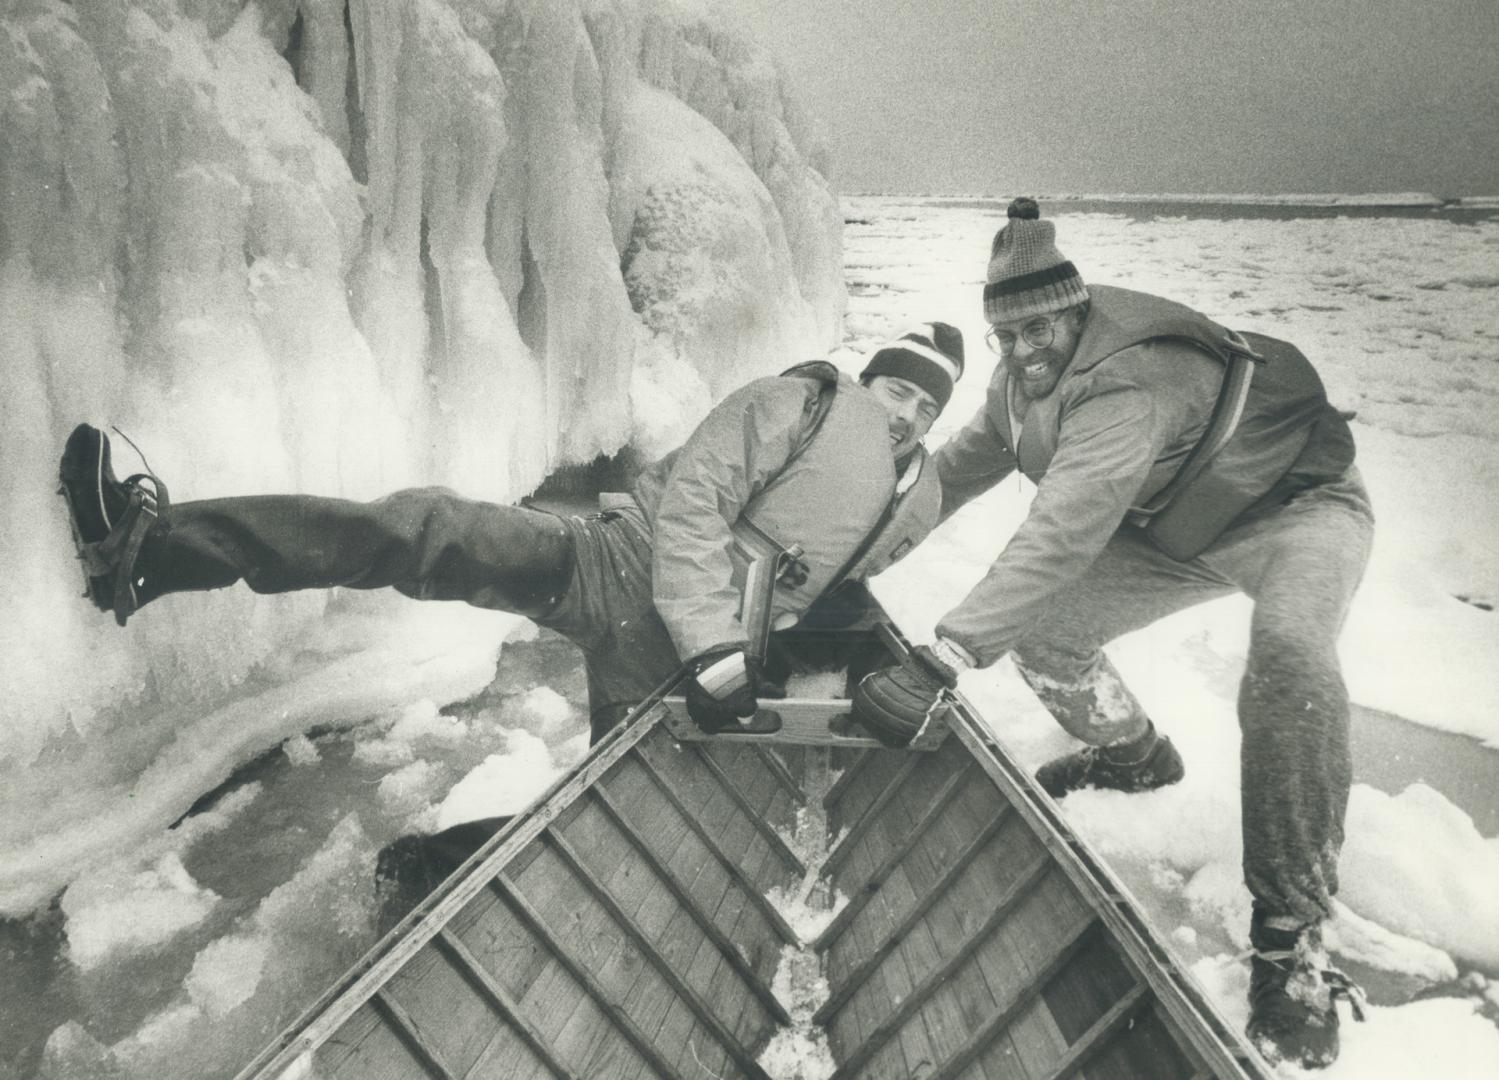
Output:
[0,0,842,913]
[434,727,557,829]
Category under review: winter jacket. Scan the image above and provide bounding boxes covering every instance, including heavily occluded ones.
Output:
[934,285,1354,665]
[631,364,942,661]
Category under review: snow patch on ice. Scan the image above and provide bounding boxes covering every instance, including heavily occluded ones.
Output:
[38,1021,115,1079]
[1326,997,1499,1080]
[556,729,592,771]
[783,670,848,699]
[1184,860,1253,943]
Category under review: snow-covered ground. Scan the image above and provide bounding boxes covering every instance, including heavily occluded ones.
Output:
[851,196,1499,1078]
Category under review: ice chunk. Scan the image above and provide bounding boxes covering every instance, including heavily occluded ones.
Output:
[186,935,270,1019]
[1340,784,1499,970]
[377,760,441,819]
[62,852,220,971]
[500,685,577,740]
[1327,900,1457,985]
[94,815,377,1079]
[355,699,471,766]
[435,731,558,830]
[386,701,469,747]
[38,1020,118,1080]
[282,735,321,766]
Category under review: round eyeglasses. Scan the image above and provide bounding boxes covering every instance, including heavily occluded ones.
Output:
[985,315,1057,355]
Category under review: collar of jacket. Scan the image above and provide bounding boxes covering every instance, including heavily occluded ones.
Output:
[1067,284,1239,376]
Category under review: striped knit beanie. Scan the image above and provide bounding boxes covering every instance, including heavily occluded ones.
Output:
[983,197,1089,322]
[859,322,965,409]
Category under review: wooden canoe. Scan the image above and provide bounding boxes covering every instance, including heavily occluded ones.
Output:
[235,664,1271,1080]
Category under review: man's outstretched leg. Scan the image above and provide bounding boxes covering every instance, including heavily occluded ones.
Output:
[59,424,574,622]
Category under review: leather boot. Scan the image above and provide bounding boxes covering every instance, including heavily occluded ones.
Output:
[1245,907,1365,1069]
[1035,722,1184,798]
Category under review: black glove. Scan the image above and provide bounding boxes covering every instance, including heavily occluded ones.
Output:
[685,647,760,734]
[852,645,960,747]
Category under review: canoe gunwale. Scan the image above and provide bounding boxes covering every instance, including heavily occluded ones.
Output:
[232,689,678,1080]
[946,696,1272,1080]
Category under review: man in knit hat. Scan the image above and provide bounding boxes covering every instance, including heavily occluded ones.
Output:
[854,198,1371,1069]
[59,325,963,743]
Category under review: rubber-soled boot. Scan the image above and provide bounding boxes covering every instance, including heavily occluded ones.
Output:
[58,424,168,625]
[1245,909,1365,1070]
[1035,723,1185,798]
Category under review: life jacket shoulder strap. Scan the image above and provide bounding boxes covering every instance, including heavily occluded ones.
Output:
[1125,331,1262,524]
[777,360,841,471]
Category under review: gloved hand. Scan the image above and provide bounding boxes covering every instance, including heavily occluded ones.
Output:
[853,641,967,747]
[685,647,761,734]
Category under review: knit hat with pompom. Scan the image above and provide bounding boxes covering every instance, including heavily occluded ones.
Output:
[983,197,1088,322]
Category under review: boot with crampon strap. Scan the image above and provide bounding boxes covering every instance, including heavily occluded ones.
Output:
[58,424,168,627]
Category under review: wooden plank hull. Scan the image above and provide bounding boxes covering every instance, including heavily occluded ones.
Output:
[236,688,1270,1080]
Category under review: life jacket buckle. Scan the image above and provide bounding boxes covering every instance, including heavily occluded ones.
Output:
[775,544,809,588]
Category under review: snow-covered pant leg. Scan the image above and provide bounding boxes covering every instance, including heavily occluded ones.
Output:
[1011,535,1236,744]
[1199,471,1373,923]
[134,487,574,616]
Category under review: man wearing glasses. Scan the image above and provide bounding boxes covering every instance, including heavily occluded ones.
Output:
[854,198,1372,1070]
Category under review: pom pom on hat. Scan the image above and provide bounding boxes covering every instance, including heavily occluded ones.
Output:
[1007,196,1041,220]
[859,322,965,410]
[983,197,1088,322]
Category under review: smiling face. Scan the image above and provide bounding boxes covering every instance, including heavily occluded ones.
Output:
[990,305,1088,401]
[865,375,941,460]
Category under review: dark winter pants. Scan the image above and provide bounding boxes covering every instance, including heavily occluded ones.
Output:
[1010,471,1374,924]
[135,488,681,739]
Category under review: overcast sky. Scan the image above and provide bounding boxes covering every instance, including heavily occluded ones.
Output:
[731,0,1499,196]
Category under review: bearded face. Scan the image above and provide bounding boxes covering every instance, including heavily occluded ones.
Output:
[987,306,1088,401]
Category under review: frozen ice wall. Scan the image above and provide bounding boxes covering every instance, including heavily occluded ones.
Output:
[0,0,842,911]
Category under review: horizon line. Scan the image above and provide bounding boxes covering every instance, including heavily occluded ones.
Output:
[841,191,1499,207]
